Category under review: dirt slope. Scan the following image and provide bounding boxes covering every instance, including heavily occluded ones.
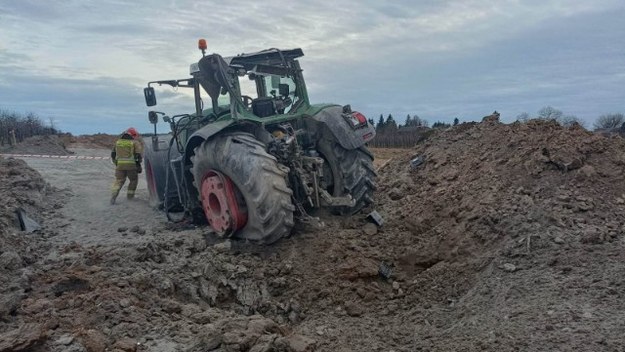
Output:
[2,119,625,351]
[0,135,73,156]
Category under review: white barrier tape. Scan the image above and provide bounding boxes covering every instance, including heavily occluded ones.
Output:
[0,153,108,160]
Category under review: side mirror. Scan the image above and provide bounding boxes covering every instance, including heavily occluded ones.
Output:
[144,87,157,106]
[163,116,171,123]
[148,111,158,124]
[278,83,290,97]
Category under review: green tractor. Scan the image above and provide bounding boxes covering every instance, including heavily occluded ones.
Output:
[143,40,376,243]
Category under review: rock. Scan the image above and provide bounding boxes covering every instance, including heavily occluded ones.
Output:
[213,240,232,252]
[362,223,378,236]
[119,298,131,308]
[344,302,363,317]
[392,281,400,290]
[190,330,222,351]
[577,165,596,179]
[553,236,565,244]
[78,329,107,352]
[117,227,128,233]
[190,311,214,324]
[56,334,74,346]
[388,188,404,201]
[580,230,604,244]
[0,324,45,351]
[247,316,279,335]
[338,258,379,280]
[0,290,24,318]
[502,263,516,272]
[161,300,182,314]
[113,338,138,352]
[274,334,316,352]
[249,334,278,352]
[0,251,23,270]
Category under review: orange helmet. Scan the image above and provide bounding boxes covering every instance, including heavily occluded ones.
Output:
[126,127,139,138]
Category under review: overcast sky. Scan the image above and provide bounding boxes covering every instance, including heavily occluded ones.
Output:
[1,0,624,134]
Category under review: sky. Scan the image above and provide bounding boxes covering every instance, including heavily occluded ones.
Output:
[0,0,624,134]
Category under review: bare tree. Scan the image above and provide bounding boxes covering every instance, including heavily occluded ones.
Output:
[537,106,563,121]
[559,115,586,129]
[593,113,625,130]
[516,112,531,122]
[0,110,59,145]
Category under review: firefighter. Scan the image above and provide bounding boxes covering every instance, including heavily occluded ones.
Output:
[110,128,143,204]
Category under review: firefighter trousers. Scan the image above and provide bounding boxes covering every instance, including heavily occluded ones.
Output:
[111,169,138,199]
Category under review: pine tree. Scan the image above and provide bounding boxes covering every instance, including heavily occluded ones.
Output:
[385,114,398,132]
[405,114,412,127]
[453,117,459,126]
[376,114,385,132]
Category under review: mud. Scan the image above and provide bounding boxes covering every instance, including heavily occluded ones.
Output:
[2,119,625,351]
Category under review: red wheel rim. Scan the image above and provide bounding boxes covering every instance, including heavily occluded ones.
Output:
[200,170,247,235]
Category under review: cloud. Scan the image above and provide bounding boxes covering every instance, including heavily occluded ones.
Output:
[0,0,623,133]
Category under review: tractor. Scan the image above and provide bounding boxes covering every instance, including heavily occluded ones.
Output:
[142,39,376,243]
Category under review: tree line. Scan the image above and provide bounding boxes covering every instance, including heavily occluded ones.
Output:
[368,107,625,148]
[370,114,459,135]
[0,110,60,146]
[517,106,625,131]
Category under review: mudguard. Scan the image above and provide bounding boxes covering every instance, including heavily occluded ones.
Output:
[184,119,236,160]
[310,105,376,150]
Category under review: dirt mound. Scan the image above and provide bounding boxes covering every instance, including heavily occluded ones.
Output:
[0,156,61,351]
[68,133,117,149]
[371,118,625,350]
[378,118,625,265]
[0,135,73,156]
[0,157,51,234]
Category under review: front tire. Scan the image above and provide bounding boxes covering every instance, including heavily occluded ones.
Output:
[191,132,295,243]
[144,135,173,209]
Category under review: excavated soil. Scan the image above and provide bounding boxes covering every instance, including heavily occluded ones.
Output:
[2,119,625,351]
[0,135,73,156]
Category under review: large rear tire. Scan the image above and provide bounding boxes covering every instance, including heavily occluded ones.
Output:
[191,132,295,243]
[317,139,377,215]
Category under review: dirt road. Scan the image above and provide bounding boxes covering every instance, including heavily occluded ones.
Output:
[22,148,165,247]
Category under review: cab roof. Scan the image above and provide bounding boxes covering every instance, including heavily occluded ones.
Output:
[224,48,304,70]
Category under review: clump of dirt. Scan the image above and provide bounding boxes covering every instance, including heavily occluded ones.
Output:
[0,135,73,156]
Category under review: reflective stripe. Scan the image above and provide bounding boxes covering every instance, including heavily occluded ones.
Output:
[115,139,135,165]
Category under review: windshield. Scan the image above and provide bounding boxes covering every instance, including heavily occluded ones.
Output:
[196,53,307,118]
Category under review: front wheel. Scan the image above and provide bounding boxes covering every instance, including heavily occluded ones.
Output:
[191,132,295,243]
[143,135,173,209]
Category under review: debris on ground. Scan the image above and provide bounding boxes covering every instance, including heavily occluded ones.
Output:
[2,119,625,351]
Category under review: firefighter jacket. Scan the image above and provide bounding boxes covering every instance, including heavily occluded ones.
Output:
[111,135,142,171]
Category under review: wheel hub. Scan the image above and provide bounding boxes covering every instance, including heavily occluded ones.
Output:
[200,170,247,235]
